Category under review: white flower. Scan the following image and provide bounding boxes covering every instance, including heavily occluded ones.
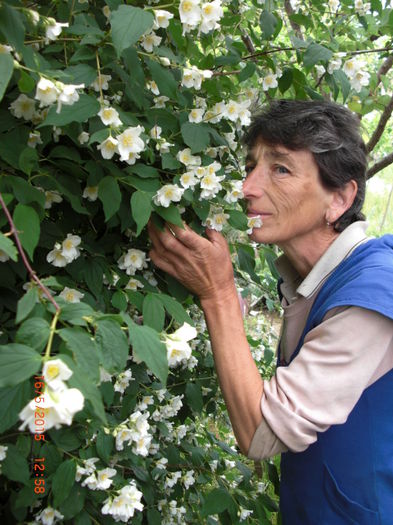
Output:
[182,470,195,489]
[153,184,184,208]
[179,0,202,28]
[328,0,340,10]
[343,58,361,78]
[117,126,145,160]
[102,5,111,19]
[118,249,147,276]
[200,1,223,33]
[204,211,229,232]
[176,147,201,167]
[98,106,122,127]
[162,323,197,367]
[76,457,100,481]
[83,185,99,201]
[180,171,198,189]
[125,278,144,291]
[36,506,64,525]
[350,69,370,92]
[154,10,174,29]
[46,243,69,267]
[19,387,84,433]
[114,370,134,394]
[83,468,117,490]
[0,44,12,54]
[200,171,224,199]
[28,131,43,148]
[44,190,62,209]
[327,56,342,74]
[206,101,227,123]
[181,66,212,90]
[42,358,73,391]
[354,0,371,13]
[45,19,69,41]
[239,508,253,521]
[141,32,162,53]
[59,287,84,303]
[0,445,8,461]
[188,108,205,123]
[150,125,162,140]
[146,80,160,95]
[224,180,244,203]
[247,215,263,234]
[115,427,134,451]
[315,65,326,79]
[9,94,36,120]
[101,482,144,522]
[61,234,82,262]
[153,95,169,108]
[35,78,60,107]
[262,71,278,91]
[92,74,112,92]
[78,131,90,144]
[97,136,118,159]
[57,83,84,113]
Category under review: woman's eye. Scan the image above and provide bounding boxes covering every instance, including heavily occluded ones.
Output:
[245,165,255,175]
[275,165,289,174]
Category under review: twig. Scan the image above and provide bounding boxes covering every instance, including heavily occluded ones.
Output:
[0,192,61,313]
[96,50,104,104]
[366,93,393,153]
[379,181,393,232]
[367,151,393,179]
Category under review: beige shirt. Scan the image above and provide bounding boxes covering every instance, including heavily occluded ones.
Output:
[248,222,393,460]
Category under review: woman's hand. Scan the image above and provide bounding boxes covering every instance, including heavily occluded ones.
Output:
[148,220,236,303]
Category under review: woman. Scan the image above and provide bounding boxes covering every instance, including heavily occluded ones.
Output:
[148,100,393,524]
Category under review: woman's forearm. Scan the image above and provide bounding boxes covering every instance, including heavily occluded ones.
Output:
[201,287,264,455]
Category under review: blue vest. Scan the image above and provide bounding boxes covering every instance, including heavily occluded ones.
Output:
[278,235,393,525]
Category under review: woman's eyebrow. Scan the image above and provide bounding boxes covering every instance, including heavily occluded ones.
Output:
[266,149,296,169]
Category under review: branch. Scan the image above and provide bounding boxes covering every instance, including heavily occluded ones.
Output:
[367,151,393,179]
[284,0,304,41]
[376,54,393,89]
[241,32,256,56]
[0,192,61,313]
[366,93,393,153]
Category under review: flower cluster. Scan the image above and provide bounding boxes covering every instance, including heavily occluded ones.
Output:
[114,410,152,456]
[343,58,370,92]
[19,359,84,433]
[117,248,147,276]
[47,234,82,267]
[97,125,146,164]
[179,0,224,34]
[35,77,85,113]
[101,481,144,523]
[161,323,198,368]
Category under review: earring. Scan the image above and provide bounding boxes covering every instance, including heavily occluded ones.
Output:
[326,220,330,226]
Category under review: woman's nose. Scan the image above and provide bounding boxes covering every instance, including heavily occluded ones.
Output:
[242,168,263,199]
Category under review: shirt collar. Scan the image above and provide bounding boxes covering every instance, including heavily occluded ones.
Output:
[275,221,370,302]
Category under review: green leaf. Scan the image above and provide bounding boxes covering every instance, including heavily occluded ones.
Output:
[38,94,100,127]
[59,484,86,520]
[0,232,18,261]
[98,176,122,222]
[19,147,39,176]
[227,210,248,231]
[16,318,50,352]
[58,327,100,382]
[126,317,168,385]
[260,10,278,39]
[17,69,35,93]
[7,175,45,207]
[143,294,165,332]
[96,430,114,463]
[63,64,98,86]
[59,302,95,326]
[68,370,107,424]
[303,43,333,68]
[181,122,210,153]
[52,460,76,507]
[201,488,233,516]
[49,145,82,163]
[13,204,40,260]
[0,382,31,433]
[186,382,203,413]
[16,287,38,324]
[49,427,83,451]
[2,444,30,484]
[0,52,14,102]
[0,4,25,52]
[96,318,129,373]
[110,5,154,57]
[0,344,41,387]
[333,69,351,103]
[131,191,153,236]
[147,59,178,99]
[153,205,184,228]
[129,164,159,179]
[111,290,128,311]
[156,294,193,325]
[88,128,110,145]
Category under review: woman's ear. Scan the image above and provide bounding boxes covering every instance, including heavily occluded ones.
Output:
[326,180,358,224]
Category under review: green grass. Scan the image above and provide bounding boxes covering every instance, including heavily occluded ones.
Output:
[363,166,393,236]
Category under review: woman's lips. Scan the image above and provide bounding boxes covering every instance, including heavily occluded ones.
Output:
[247,211,272,218]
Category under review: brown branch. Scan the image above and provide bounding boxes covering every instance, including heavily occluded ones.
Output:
[212,69,242,77]
[366,93,393,153]
[241,33,256,56]
[284,0,304,41]
[0,192,61,313]
[367,151,393,179]
[376,54,393,89]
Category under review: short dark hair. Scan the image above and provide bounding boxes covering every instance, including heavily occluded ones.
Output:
[243,99,367,232]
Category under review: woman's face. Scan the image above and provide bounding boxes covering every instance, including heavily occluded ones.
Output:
[242,140,334,250]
